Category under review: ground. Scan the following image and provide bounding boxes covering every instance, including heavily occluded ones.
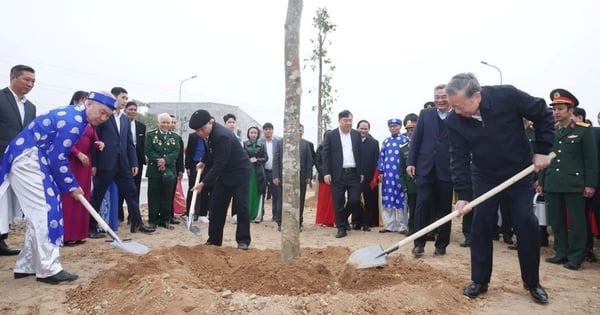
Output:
[1,187,599,314]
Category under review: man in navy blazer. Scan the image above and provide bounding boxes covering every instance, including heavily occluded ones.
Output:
[406,84,454,256]
[118,101,147,223]
[90,87,154,236]
[322,110,363,238]
[259,123,282,228]
[0,64,37,255]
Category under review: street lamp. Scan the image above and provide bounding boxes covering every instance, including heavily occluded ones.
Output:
[480,61,502,85]
[177,75,198,134]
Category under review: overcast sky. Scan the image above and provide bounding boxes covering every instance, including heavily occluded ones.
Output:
[1,0,599,143]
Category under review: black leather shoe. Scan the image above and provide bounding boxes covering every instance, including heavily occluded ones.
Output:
[237,243,249,250]
[36,270,78,284]
[362,226,371,232]
[563,261,582,270]
[379,229,392,233]
[503,234,514,245]
[434,248,446,256]
[0,243,20,256]
[138,224,156,234]
[463,282,488,298]
[89,231,106,239]
[460,239,470,247]
[545,256,567,265]
[335,229,347,238]
[412,246,424,257]
[14,272,35,279]
[351,224,361,230]
[525,284,549,304]
[169,217,181,225]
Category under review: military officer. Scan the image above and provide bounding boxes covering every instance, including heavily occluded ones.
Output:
[538,89,598,270]
[145,113,182,228]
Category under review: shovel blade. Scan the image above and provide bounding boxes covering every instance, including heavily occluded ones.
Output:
[110,240,149,255]
[347,245,387,269]
[188,224,202,236]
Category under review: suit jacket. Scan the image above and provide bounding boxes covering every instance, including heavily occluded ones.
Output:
[92,113,138,170]
[358,135,380,186]
[407,107,452,181]
[322,128,363,182]
[299,138,314,182]
[259,136,282,172]
[185,132,204,169]
[133,120,146,166]
[201,123,250,187]
[445,85,555,201]
[0,87,36,161]
[145,129,181,179]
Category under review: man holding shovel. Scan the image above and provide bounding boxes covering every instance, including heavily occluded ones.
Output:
[445,73,554,304]
[0,91,116,284]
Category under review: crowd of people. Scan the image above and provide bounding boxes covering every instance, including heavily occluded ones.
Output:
[0,65,598,306]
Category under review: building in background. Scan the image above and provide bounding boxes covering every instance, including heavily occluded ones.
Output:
[147,102,261,146]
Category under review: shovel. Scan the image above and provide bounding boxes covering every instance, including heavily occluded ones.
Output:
[185,169,203,236]
[348,153,555,269]
[77,194,149,255]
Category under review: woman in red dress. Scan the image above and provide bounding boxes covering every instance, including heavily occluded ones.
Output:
[314,131,335,226]
[61,91,103,245]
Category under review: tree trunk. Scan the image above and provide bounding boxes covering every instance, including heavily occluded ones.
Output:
[316,34,324,146]
[281,0,303,262]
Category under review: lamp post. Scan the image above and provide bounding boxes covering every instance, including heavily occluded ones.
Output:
[177,75,197,135]
[480,61,502,85]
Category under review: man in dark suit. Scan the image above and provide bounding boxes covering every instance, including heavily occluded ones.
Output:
[356,119,380,230]
[322,110,363,238]
[259,123,282,227]
[118,101,146,223]
[273,124,314,230]
[90,87,154,236]
[406,84,454,256]
[445,72,553,304]
[0,64,37,256]
[189,110,251,249]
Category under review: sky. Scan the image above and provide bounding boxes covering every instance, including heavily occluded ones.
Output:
[1,0,599,144]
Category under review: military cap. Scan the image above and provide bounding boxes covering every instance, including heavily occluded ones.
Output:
[549,88,579,107]
[403,113,418,127]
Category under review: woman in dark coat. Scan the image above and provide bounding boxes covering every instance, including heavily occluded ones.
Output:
[243,126,268,221]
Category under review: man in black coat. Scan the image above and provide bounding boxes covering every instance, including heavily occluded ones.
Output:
[0,64,37,255]
[189,110,251,249]
[322,110,363,238]
[355,119,380,230]
[445,72,553,304]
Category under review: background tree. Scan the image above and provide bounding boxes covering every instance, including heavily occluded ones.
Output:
[281,0,303,262]
[305,7,337,145]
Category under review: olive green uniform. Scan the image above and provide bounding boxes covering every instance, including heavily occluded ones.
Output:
[400,142,416,232]
[540,121,598,264]
[145,129,181,226]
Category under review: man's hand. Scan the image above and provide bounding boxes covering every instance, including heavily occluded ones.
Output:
[533,154,551,173]
[455,200,472,216]
[584,186,596,198]
[191,182,205,193]
[69,188,84,199]
[131,167,139,176]
[196,162,205,170]
[324,174,332,185]
[77,152,90,166]
[406,165,416,178]
[91,167,97,176]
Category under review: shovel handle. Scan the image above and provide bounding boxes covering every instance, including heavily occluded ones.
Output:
[76,194,124,245]
[187,168,202,228]
[380,152,556,257]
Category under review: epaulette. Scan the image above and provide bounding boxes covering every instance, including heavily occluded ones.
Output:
[400,142,409,148]
[576,121,591,128]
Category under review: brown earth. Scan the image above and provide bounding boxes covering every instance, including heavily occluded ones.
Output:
[1,187,599,314]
